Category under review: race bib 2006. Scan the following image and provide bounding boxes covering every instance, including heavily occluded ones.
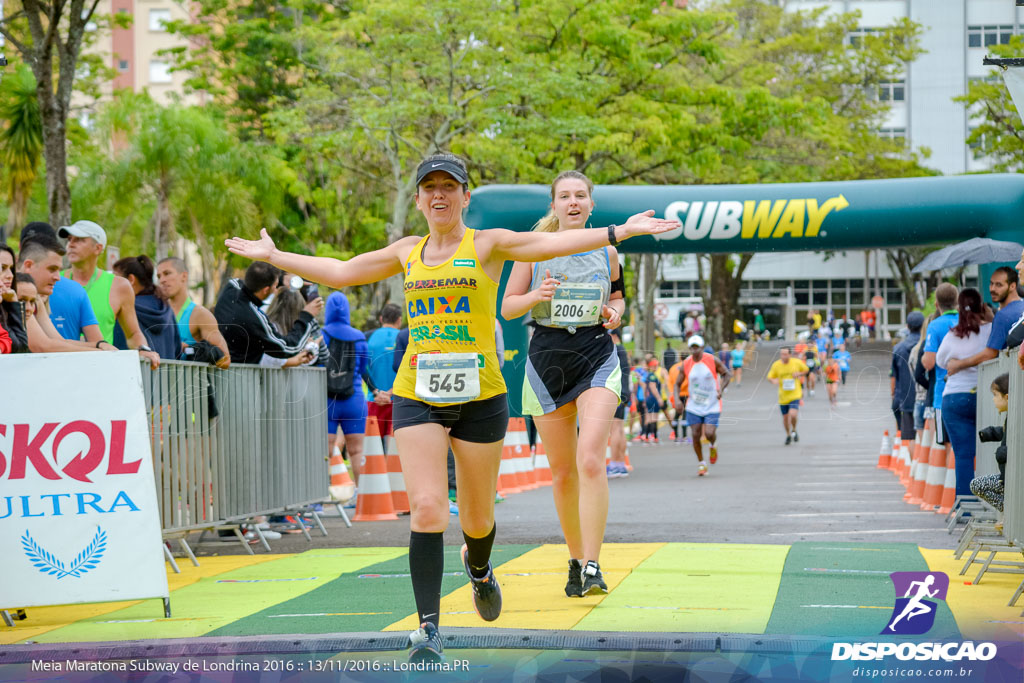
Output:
[782,378,796,391]
[415,353,481,404]
[550,283,603,328]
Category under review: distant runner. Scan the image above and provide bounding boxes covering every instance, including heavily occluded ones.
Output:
[674,335,731,476]
[767,347,809,445]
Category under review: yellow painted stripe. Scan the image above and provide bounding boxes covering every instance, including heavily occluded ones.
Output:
[29,548,406,643]
[0,555,285,645]
[920,547,1024,642]
[575,543,789,633]
[384,543,665,631]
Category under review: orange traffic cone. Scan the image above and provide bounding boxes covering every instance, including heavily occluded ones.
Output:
[920,425,946,511]
[888,430,902,476]
[498,419,523,496]
[877,430,892,469]
[624,449,634,473]
[906,428,930,505]
[534,437,552,486]
[898,435,913,487]
[353,417,398,522]
[507,418,535,491]
[385,436,409,515]
[937,445,957,515]
[328,444,355,503]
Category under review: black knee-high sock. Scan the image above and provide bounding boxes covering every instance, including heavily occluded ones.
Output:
[409,531,445,627]
[463,523,496,579]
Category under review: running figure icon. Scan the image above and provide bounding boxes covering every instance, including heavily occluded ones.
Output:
[887,575,939,632]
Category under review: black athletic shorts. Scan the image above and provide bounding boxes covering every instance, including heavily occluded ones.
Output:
[524,325,619,414]
[393,394,509,444]
[899,410,916,442]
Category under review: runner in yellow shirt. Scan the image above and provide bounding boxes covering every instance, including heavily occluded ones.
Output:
[226,152,680,663]
[766,346,809,446]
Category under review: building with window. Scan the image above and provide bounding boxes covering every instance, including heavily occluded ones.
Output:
[94,0,197,104]
[654,1,1005,340]
[658,252,978,340]
[785,0,1023,174]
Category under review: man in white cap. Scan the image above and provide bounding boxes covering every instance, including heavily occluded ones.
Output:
[60,220,160,368]
[673,335,731,477]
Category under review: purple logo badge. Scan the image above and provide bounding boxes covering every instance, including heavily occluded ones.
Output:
[883,571,948,635]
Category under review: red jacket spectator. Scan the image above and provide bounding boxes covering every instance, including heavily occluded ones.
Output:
[0,322,11,354]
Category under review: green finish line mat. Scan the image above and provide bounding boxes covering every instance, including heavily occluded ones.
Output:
[4,543,1021,645]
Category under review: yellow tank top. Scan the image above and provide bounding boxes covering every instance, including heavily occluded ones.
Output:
[392,229,506,405]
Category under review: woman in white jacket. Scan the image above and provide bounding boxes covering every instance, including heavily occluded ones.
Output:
[936,288,994,498]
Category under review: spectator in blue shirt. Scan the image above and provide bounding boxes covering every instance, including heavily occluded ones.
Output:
[20,222,102,343]
[945,266,1023,378]
[366,303,403,444]
[921,283,959,438]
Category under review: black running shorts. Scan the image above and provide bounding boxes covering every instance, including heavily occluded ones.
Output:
[393,394,509,444]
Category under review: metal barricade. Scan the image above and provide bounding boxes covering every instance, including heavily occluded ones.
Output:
[141,360,328,534]
[1006,355,1024,548]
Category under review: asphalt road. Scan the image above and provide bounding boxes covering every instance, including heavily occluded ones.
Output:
[191,340,959,557]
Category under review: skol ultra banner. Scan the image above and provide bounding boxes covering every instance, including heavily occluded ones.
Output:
[0,352,168,609]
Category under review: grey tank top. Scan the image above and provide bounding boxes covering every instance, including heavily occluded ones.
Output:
[529,247,611,329]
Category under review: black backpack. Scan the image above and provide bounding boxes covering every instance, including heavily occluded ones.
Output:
[326,337,357,399]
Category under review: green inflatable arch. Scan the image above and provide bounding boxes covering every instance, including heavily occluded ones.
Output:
[464,173,1024,415]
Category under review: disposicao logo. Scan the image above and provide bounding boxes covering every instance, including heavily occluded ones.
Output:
[657,195,849,241]
[830,572,997,663]
[884,571,947,636]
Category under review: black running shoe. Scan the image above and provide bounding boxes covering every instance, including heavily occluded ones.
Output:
[408,622,444,663]
[565,559,583,598]
[461,544,503,621]
[793,431,799,443]
[785,435,792,445]
[581,560,608,596]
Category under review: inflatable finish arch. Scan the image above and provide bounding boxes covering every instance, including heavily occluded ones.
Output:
[463,174,1024,415]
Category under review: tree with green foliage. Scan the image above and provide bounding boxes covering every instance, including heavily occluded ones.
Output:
[673,1,932,348]
[72,94,290,304]
[0,63,42,241]
[265,0,522,304]
[164,0,339,139]
[0,0,126,228]
[957,37,1024,171]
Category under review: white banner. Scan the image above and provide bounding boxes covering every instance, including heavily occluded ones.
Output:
[0,353,168,609]
[1001,67,1024,121]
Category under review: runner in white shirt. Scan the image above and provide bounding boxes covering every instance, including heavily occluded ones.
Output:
[673,335,731,477]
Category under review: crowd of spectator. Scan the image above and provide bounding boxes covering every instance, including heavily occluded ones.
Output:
[0,219,429,519]
[892,261,1024,514]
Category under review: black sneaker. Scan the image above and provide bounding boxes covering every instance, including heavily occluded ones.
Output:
[785,435,792,445]
[793,431,799,443]
[581,560,608,596]
[461,544,502,621]
[565,559,583,598]
[408,622,444,663]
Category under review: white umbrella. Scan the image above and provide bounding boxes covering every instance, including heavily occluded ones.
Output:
[911,237,1023,273]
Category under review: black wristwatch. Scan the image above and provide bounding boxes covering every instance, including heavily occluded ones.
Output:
[607,224,620,246]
